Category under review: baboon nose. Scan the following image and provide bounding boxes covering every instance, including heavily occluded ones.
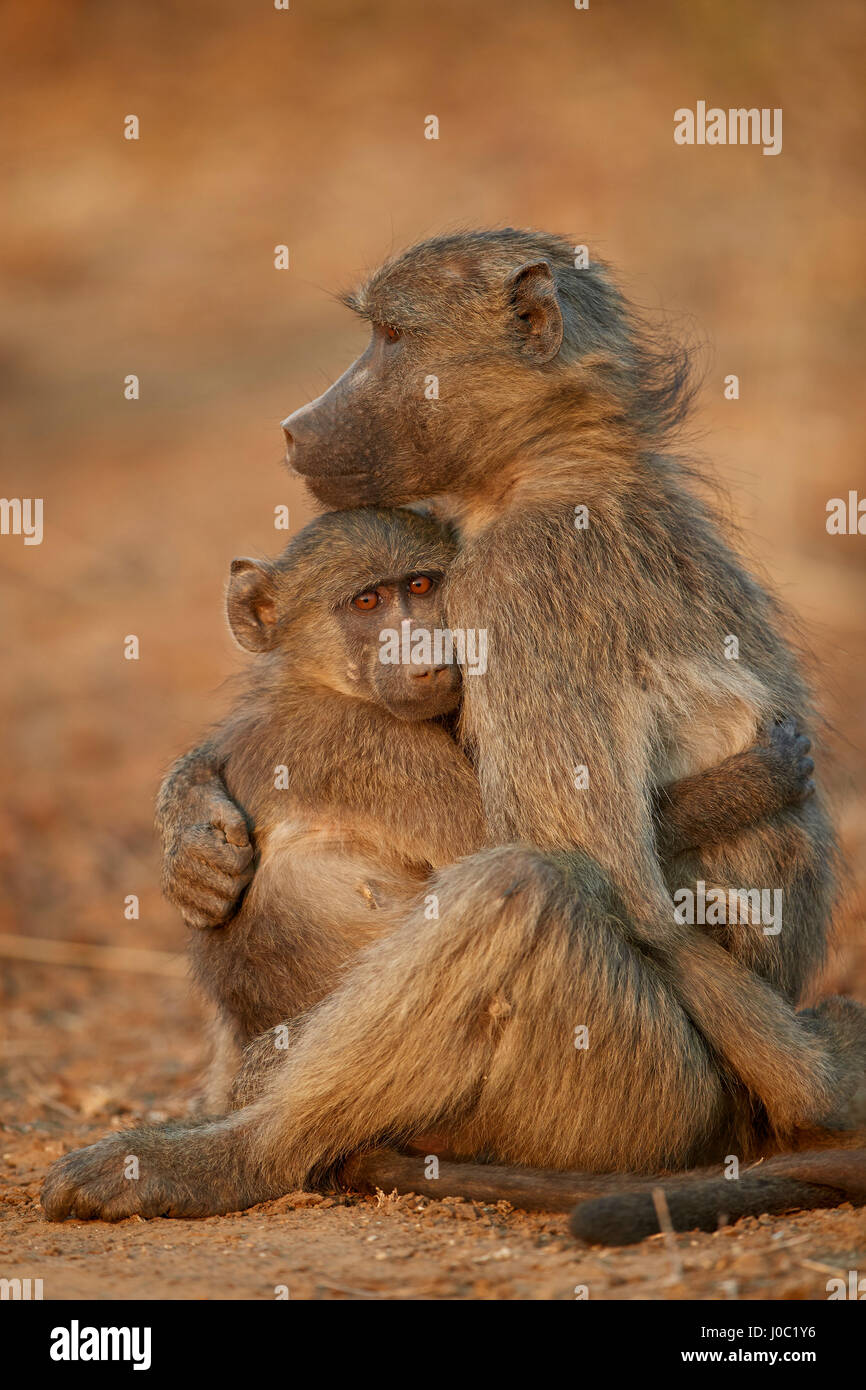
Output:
[281,420,295,457]
[411,665,449,681]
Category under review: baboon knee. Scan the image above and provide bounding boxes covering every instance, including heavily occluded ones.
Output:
[434,845,569,947]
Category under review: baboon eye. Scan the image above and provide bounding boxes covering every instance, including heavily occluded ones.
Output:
[352,590,380,611]
[408,575,433,595]
[382,324,401,343]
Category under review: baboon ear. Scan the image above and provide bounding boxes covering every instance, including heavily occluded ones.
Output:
[506,260,563,363]
[227,558,280,651]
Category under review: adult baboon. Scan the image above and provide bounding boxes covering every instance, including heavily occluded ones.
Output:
[43,231,866,1226]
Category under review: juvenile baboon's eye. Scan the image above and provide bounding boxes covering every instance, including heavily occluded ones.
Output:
[352,590,380,611]
[382,324,401,342]
[408,575,433,595]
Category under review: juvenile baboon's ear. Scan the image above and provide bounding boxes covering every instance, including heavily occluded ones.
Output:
[506,260,563,363]
[227,558,280,651]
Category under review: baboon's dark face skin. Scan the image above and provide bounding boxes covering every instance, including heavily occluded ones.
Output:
[283,324,441,508]
[280,230,628,509]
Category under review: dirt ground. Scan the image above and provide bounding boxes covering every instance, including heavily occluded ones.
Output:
[2,0,865,1299]
[1,967,865,1304]
[1,963,866,1301]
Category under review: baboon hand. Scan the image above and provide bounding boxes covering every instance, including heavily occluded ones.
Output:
[764,716,815,805]
[163,797,254,929]
[41,1122,281,1221]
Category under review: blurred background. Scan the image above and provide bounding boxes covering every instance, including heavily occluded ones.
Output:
[1,0,864,1120]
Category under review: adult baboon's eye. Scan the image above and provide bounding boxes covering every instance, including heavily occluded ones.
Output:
[382,324,401,342]
[352,591,380,611]
[408,575,433,595]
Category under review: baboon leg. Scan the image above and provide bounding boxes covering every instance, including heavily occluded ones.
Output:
[654,789,866,1133]
[670,805,836,1004]
[228,1018,307,1109]
[647,931,840,1133]
[42,847,730,1221]
[196,1017,243,1114]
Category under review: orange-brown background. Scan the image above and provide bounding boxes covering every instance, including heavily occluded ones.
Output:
[2,0,865,1056]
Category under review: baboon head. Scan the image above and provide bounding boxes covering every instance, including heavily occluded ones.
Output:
[226,507,461,721]
[281,229,693,508]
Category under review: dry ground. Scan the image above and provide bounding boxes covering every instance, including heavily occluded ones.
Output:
[1,963,865,1300]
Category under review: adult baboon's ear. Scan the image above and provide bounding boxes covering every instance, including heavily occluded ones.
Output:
[227,558,280,651]
[506,260,563,363]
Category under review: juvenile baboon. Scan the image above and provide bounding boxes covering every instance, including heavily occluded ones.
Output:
[192,508,814,1087]
[43,231,866,1226]
[188,506,481,1056]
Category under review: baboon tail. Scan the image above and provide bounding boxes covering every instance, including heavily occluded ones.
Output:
[568,1145,866,1246]
[343,1144,866,1247]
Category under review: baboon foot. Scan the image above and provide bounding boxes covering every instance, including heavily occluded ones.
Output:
[41,1119,283,1221]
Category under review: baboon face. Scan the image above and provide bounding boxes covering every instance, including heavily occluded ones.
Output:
[226,508,461,721]
[281,231,588,509]
[333,567,460,721]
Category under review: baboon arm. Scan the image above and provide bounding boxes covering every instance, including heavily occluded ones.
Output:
[450,524,671,913]
[156,740,253,929]
[655,757,766,858]
[654,723,814,859]
[197,1017,244,1114]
